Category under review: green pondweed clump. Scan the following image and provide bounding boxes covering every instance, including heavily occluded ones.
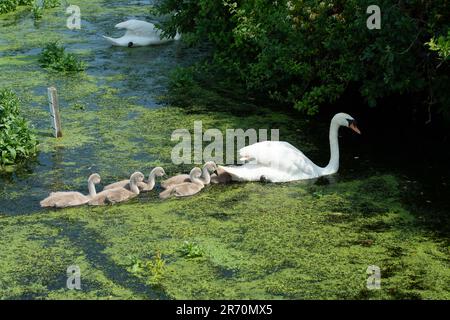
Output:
[0,89,38,166]
[31,2,43,20]
[0,0,32,14]
[0,0,58,15]
[72,102,86,111]
[42,0,60,9]
[0,0,18,14]
[180,241,204,258]
[38,42,86,72]
[128,251,166,286]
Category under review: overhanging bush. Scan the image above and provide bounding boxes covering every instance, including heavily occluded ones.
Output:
[0,89,38,166]
[155,0,450,120]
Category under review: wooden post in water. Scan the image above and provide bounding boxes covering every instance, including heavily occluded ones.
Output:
[47,87,62,138]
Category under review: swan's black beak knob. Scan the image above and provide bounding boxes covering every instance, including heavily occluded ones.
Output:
[128,42,134,48]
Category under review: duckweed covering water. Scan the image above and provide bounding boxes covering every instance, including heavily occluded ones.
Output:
[0,0,449,299]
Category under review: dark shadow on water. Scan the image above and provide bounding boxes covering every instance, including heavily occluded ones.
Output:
[43,218,170,299]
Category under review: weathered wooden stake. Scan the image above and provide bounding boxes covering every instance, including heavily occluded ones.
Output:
[47,87,63,138]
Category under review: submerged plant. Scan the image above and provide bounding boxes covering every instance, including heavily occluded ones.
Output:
[0,89,38,166]
[38,42,86,72]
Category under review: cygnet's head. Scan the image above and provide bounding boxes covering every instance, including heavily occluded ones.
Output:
[204,161,218,174]
[130,171,145,182]
[89,173,101,184]
[152,167,166,177]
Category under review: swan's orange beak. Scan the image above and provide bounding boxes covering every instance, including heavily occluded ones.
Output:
[349,123,361,134]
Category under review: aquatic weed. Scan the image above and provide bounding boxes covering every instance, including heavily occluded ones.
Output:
[180,241,204,258]
[38,42,86,73]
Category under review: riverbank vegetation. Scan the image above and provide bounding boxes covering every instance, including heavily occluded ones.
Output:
[155,0,450,125]
[0,0,59,15]
[0,89,38,166]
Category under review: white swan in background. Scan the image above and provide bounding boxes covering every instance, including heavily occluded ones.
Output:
[219,113,361,183]
[159,167,204,199]
[40,174,101,208]
[103,19,181,47]
[88,172,144,206]
[161,161,218,190]
[103,167,166,192]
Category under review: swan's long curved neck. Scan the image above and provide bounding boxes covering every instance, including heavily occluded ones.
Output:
[129,177,140,194]
[321,121,340,175]
[147,170,157,190]
[191,175,204,186]
[88,180,97,197]
[201,166,211,185]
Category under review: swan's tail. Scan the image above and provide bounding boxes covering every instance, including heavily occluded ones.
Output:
[102,35,123,46]
[218,165,266,182]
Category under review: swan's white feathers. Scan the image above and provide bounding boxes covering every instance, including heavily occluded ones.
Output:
[115,20,157,34]
[220,113,358,182]
[224,141,319,182]
[105,19,180,47]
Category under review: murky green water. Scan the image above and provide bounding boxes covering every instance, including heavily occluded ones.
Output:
[0,1,449,300]
[0,0,210,214]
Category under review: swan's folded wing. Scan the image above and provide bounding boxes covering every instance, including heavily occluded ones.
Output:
[64,196,89,207]
[161,174,190,190]
[104,180,130,191]
[239,141,306,165]
[115,20,157,37]
[229,141,319,181]
[172,183,204,197]
[106,189,138,204]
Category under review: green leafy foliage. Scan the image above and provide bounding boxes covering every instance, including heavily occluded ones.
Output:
[31,2,43,20]
[0,0,19,14]
[427,30,450,61]
[128,251,166,286]
[42,0,60,9]
[0,0,39,14]
[38,42,86,72]
[180,241,204,258]
[0,89,37,166]
[156,0,450,118]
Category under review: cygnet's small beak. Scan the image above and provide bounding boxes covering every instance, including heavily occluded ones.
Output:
[349,123,361,134]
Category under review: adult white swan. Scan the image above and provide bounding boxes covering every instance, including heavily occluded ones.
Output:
[103,19,181,47]
[219,113,361,183]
